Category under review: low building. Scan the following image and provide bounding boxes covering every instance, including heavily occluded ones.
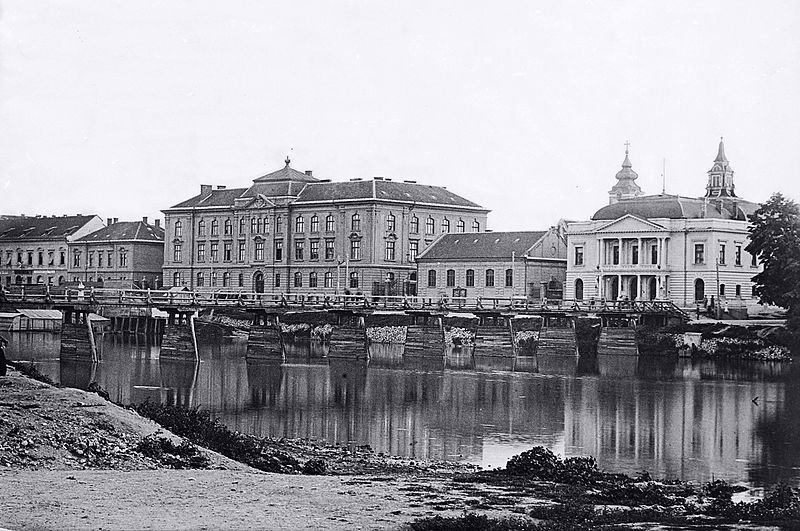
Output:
[68,218,165,288]
[415,225,568,300]
[565,140,762,310]
[0,214,105,287]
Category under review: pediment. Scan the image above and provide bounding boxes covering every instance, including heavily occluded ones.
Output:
[242,194,276,209]
[595,215,667,233]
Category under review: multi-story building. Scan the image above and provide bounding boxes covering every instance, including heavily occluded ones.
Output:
[67,217,165,288]
[416,226,567,300]
[565,140,762,309]
[0,214,104,287]
[162,159,488,295]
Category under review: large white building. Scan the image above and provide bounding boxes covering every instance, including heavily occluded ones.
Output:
[565,140,762,308]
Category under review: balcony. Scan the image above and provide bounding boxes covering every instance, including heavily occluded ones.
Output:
[599,263,663,272]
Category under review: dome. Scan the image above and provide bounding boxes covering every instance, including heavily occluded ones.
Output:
[592,194,755,221]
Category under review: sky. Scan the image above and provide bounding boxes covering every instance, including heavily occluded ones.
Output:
[1,1,798,230]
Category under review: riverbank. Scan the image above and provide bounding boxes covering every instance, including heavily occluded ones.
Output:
[2,365,800,530]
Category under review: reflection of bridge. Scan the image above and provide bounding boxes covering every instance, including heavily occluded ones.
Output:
[0,286,688,363]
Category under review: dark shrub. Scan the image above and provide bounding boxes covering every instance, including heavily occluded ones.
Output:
[506,447,561,479]
[302,457,328,475]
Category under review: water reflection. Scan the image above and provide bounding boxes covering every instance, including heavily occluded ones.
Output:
[6,331,800,488]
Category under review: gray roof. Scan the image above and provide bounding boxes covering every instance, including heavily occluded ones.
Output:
[592,194,758,221]
[76,221,164,243]
[0,215,97,241]
[417,231,547,261]
[171,188,248,209]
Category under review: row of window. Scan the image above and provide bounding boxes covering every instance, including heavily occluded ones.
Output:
[427,268,514,288]
[178,214,482,238]
[179,239,420,263]
[72,250,128,268]
[179,270,362,289]
[4,249,66,268]
[693,243,755,266]
[5,275,65,285]
[572,243,757,267]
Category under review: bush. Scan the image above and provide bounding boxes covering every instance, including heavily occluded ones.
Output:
[302,457,328,475]
[135,434,209,469]
[506,447,561,479]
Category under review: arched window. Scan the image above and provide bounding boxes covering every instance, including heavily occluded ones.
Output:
[386,213,395,231]
[575,278,584,301]
[324,271,333,288]
[410,216,419,234]
[224,219,232,235]
[239,217,246,234]
[485,269,495,287]
[349,271,359,289]
[275,216,283,233]
[472,220,480,232]
[222,272,230,287]
[351,213,361,231]
[694,278,705,302]
[309,272,318,288]
[293,272,302,287]
[263,217,270,233]
[310,214,319,232]
[211,219,219,236]
[427,270,437,287]
[197,272,205,287]
[425,217,435,235]
[210,271,217,286]
[173,272,181,287]
[14,275,22,284]
[442,219,450,233]
[251,218,258,234]
[446,269,455,287]
[325,214,335,232]
[505,268,513,287]
[197,220,205,236]
[735,284,741,297]
[466,269,474,287]
[36,276,43,284]
[295,216,304,233]
[457,219,465,233]
[174,220,183,238]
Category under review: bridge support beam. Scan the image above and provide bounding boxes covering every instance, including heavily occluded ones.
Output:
[597,315,639,356]
[246,312,284,361]
[328,313,367,359]
[160,310,199,361]
[537,315,578,356]
[474,313,515,356]
[405,314,444,358]
[60,308,98,362]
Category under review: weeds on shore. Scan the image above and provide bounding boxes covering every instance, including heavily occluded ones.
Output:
[135,434,209,469]
[8,361,59,387]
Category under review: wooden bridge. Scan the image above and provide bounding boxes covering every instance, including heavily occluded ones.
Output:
[0,286,688,364]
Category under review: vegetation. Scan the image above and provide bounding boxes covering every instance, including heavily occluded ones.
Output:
[8,361,59,387]
[135,435,209,469]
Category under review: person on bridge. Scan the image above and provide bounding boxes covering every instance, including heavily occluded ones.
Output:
[0,335,8,377]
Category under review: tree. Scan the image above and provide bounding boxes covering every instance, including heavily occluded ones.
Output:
[746,193,800,316]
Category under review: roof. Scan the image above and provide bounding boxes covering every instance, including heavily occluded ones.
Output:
[76,221,164,243]
[417,231,547,261]
[294,179,484,208]
[592,194,759,221]
[0,215,97,241]
[252,161,319,183]
[170,188,248,209]
[16,309,62,320]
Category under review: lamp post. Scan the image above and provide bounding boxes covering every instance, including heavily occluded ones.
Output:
[715,257,721,319]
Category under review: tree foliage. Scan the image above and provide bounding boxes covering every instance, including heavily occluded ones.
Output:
[746,193,800,315]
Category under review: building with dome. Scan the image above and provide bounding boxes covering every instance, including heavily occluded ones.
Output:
[565,140,762,310]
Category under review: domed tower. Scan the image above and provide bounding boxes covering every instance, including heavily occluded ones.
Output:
[608,143,644,205]
[705,138,736,197]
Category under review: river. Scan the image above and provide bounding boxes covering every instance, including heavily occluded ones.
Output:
[7,331,800,489]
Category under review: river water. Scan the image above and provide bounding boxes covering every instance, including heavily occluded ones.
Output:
[7,331,800,489]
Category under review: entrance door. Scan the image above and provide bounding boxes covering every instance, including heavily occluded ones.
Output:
[629,277,638,300]
[609,277,619,300]
[254,272,264,293]
[694,278,704,302]
[649,278,657,300]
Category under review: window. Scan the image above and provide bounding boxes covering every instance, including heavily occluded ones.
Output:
[735,284,741,297]
[409,241,419,261]
[425,217,435,235]
[349,271,359,289]
[38,251,44,266]
[651,244,658,265]
[16,251,22,264]
[310,215,319,232]
[119,250,127,267]
[350,240,361,260]
[175,221,183,238]
[238,241,246,262]
[251,218,258,234]
[575,278,584,300]
[309,272,318,288]
[239,218,246,235]
[295,216,304,233]
[238,273,244,287]
[735,245,742,266]
[410,216,419,234]
[718,243,726,265]
[97,253,103,268]
[208,271,215,286]
[485,269,495,287]
[446,269,455,287]
[274,240,282,261]
[694,243,705,265]
[255,240,264,261]
[198,220,205,236]
[197,243,206,262]
[275,216,283,233]
[107,251,113,267]
[574,246,584,266]
[88,252,94,267]
[751,252,757,267]
[752,285,757,297]
[632,245,639,265]
[325,239,335,260]
[351,213,361,231]
[472,220,480,232]
[505,268,513,287]
[385,240,395,261]
[295,240,304,260]
[466,269,474,287]
[386,213,395,231]
[210,242,219,261]
[457,219,465,233]
[612,245,620,265]
[274,273,281,288]
[263,217,270,233]
[173,244,182,262]
[294,272,302,288]
[325,214,335,232]
[324,272,333,288]
[173,272,181,287]
[720,284,726,297]
[60,251,66,266]
[694,278,705,301]
[223,242,232,261]
[211,220,219,236]
[442,219,450,233]
[220,272,228,287]
[427,270,437,287]
[197,272,204,287]
[27,252,33,265]
[310,240,319,260]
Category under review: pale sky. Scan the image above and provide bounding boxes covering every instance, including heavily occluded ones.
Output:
[1,1,798,230]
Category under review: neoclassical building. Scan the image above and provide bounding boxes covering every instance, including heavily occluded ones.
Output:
[162,159,488,295]
[565,141,762,308]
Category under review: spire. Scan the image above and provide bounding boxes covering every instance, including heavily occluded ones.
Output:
[284,156,291,167]
[714,137,728,163]
[608,141,643,205]
[706,137,735,198]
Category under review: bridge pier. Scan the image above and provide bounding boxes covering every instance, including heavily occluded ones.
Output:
[160,310,199,361]
[474,313,515,356]
[597,315,639,356]
[246,312,284,361]
[328,312,367,359]
[537,315,578,356]
[60,307,98,362]
[405,313,444,358]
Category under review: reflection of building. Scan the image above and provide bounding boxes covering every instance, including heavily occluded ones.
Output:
[0,214,104,287]
[162,159,488,295]
[68,217,165,288]
[565,141,762,307]
[415,225,567,300]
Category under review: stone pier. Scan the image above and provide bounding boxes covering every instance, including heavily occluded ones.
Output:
[60,307,98,362]
[246,312,284,361]
[160,310,199,360]
[474,313,515,356]
[328,312,367,359]
[537,315,578,356]
[405,313,444,358]
[597,315,639,356]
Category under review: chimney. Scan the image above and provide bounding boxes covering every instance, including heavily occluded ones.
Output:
[154,219,161,228]
[113,218,119,224]
[217,185,226,190]
[201,184,212,196]
[142,216,148,224]
[107,218,113,226]
[305,170,313,176]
